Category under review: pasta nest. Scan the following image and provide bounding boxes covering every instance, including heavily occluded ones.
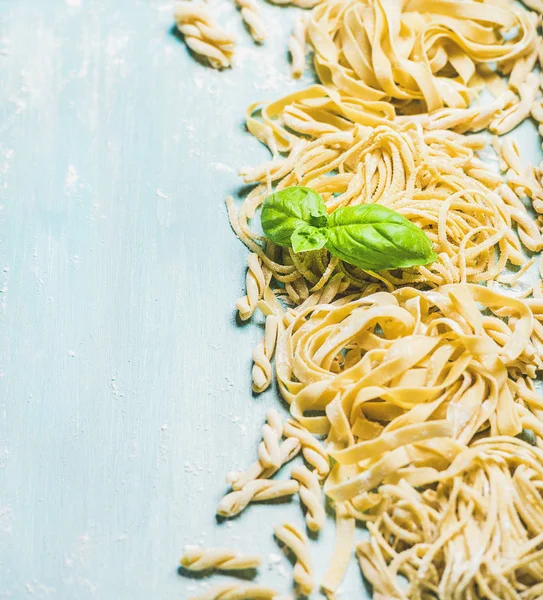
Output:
[275,284,543,502]
[358,436,543,600]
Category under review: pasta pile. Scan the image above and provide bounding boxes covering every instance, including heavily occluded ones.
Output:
[358,437,543,599]
[230,121,543,314]
[176,0,543,598]
[306,0,537,115]
[276,284,543,497]
[174,3,236,69]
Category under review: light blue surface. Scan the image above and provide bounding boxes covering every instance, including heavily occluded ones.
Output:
[0,1,361,598]
[2,2,543,599]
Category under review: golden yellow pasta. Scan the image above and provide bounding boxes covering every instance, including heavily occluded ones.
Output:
[180,547,261,571]
[273,522,314,595]
[190,583,289,600]
[174,3,236,69]
[231,122,543,310]
[357,437,543,599]
[176,0,543,597]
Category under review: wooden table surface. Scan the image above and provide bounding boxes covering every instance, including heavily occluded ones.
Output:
[2,1,542,599]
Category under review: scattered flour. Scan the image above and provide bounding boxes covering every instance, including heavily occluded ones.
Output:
[64,165,79,194]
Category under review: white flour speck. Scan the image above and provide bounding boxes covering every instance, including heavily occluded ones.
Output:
[211,162,236,174]
[156,189,169,199]
[64,165,79,194]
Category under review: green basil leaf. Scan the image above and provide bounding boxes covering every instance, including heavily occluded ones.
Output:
[516,428,537,446]
[261,186,328,247]
[325,204,438,271]
[291,225,328,253]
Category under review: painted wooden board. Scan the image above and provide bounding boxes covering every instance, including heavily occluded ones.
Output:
[1,1,542,599]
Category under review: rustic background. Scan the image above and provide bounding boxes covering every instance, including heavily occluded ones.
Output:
[2,1,541,599]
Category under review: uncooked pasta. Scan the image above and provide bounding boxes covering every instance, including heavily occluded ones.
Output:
[231,122,543,312]
[273,522,314,595]
[190,583,289,600]
[357,437,543,599]
[180,547,262,571]
[176,0,543,597]
[174,3,236,69]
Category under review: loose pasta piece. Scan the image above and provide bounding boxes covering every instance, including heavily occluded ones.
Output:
[190,583,287,600]
[490,73,539,135]
[236,253,269,321]
[234,0,266,44]
[252,315,279,393]
[291,465,325,531]
[320,504,356,597]
[227,436,301,490]
[288,15,307,79]
[174,3,235,69]
[283,420,330,479]
[258,409,283,469]
[217,479,299,517]
[274,522,314,595]
[180,546,261,571]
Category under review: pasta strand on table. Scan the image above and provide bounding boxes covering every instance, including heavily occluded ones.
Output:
[180,547,261,571]
[274,522,314,595]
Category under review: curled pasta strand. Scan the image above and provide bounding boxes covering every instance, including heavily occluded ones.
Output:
[234,0,266,44]
[252,315,279,393]
[289,15,307,79]
[227,436,301,490]
[180,546,261,571]
[283,419,330,479]
[274,522,314,595]
[258,408,283,469]
[236,253,270,321]
[291,465,325,531]
[174,3,235,69]
[217,479,299,518]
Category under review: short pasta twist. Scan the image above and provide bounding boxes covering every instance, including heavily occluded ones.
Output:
[234,0,266,44]
[291,465,325,531]
[274,522,314,595]
[190,583,287,600]
[180,546,261,571]
[490,73,539,135]
[258,409,283,468]
[283,420,330,480]
[288,15,307,79]
[252,315,279,393]
[236,253,268,321]
[227,436,301,490]
[174,3,236,70]
[217,479,299,517]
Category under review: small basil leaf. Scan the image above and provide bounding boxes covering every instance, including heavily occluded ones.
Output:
[291,225,328,253]
[261,186,328,247]
[309,212,328,229]
[517,428,537,446]
[325,204,437,271]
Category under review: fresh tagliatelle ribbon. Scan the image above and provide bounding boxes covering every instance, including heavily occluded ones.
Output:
[275,284,541,493]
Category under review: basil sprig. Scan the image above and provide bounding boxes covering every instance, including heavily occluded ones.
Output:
[261,186,437,271]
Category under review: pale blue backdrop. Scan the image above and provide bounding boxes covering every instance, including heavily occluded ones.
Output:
[1,1,541,599]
